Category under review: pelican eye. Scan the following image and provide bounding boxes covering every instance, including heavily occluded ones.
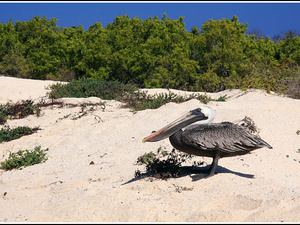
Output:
[191,108,203,115]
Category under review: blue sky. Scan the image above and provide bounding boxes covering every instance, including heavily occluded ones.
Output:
[0,2,299,39]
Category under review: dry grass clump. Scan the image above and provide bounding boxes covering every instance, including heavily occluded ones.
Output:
[0,100,41,125]
[238,116,259,135]
[282,76,300,99]
[135,147,204,179]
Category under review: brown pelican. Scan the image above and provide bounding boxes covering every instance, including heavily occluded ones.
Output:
[142,105,272,177]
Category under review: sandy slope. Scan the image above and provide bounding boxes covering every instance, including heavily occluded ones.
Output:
[0,76,299,222]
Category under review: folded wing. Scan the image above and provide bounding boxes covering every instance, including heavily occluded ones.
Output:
[181,122,272,155]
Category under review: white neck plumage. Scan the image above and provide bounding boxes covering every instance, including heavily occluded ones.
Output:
[183,105,216,130]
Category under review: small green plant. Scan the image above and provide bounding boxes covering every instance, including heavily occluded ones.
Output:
[211,94,229,102]
[135,147,203,179]
[0,126,40,143]
[136,151,156,165]
[0,105,9,124]
[0,146,49,171]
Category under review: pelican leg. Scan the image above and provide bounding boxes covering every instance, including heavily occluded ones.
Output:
[188,152,220,178]
[206,152,221,177]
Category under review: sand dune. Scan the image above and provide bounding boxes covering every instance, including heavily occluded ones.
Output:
[0,76,299,222]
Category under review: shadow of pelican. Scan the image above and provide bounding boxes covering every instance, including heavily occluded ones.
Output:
[122,165,254,185]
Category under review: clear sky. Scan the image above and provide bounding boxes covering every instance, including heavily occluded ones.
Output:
[0,1,300,39]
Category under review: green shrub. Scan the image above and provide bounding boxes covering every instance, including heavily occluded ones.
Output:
[0,51,31,78]
[0,105,9,125]
[0,126,40,143]
[197,69,225,92]
[136,151,157,165]
[48,79,138,100]
[0,146,48,170]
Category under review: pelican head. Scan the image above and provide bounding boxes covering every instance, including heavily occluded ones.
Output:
[142,105,216,143]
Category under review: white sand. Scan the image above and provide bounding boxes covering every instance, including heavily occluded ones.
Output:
[0,76,299,222]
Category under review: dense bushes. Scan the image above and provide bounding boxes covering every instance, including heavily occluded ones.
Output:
[0,14,299,97]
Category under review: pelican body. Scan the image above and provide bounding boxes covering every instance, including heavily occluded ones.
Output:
[142,106,272,177]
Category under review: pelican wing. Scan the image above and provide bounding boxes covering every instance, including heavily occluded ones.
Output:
[181,122,271,153]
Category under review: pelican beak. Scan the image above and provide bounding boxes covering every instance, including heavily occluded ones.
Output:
[142,108,208,143]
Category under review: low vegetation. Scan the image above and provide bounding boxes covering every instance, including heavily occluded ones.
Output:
[0,146,48,171]
[48,79,137,100]
[48,79,229,111]
[0,126,40,143]
[0,100,41,125]
[122,90,228,111]
[135,147,204,179]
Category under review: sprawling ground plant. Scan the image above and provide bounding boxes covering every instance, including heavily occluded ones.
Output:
[0,126,40,143]
[0,146,48,171]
